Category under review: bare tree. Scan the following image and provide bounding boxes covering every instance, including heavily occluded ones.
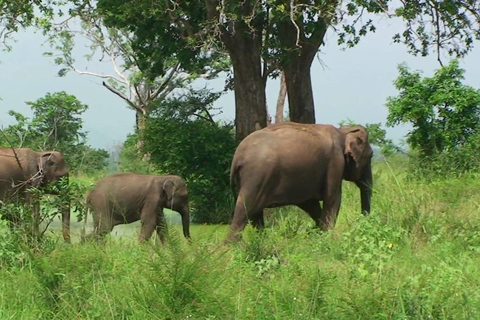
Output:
[275,71,287,124]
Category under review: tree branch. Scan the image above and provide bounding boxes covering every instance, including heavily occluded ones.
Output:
[150,62,181,100]
[68,65,126,84]
[102,81,142,113]
[0,128,23,171]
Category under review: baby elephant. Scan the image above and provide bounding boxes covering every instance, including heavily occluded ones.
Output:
[85,173,190,243]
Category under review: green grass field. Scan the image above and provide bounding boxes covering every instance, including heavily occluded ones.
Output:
[1,159,480,319]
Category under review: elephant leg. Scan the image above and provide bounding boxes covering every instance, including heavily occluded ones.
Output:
[92,211,114,239]
[155,209,168,245]
[138,201,159,242]
[296,199,325,230]
[249,210,265,229]
[226,193,261,242]
[322,186,342,230]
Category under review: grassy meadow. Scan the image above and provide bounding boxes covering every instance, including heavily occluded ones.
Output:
[1,158,480,319]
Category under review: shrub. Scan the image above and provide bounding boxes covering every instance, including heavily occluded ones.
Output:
[142,88,237,223]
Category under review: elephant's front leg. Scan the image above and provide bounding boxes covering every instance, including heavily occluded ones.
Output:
[138,201,159,242]
[155,209,168,245]
[321,185,342,230]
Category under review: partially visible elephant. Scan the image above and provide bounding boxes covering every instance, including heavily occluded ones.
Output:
[85,173,191,243]
[0,147,70,242]
[227,122,373,242]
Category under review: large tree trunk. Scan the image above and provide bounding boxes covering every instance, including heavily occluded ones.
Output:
[229,54,267,141]
[222,29,267,142]
[206,0,267,142]
[275,70,287,123]
[135,111,151,162]
[277,9,329,124]
[284,58,315,123]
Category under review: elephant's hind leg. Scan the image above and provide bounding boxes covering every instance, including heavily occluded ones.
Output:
[227,193,263,242]
[249,210,265,229]
[92,209,114,239]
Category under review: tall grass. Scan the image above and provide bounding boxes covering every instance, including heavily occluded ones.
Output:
[1,159,480,319]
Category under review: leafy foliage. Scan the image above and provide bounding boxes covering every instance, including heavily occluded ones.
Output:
[0,0,59,49]
[142,88,237,223]
[117,132,154,174]
[0,91,109,174]
[0,176,89,261]
[96,0,227,82]
[3,162,480,318]
[386,59,480,174]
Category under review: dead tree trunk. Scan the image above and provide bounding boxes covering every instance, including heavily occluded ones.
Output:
[275,71,287,123]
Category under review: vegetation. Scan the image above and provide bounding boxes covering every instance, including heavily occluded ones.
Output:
[1,160,480,318]
[4,0,478,141]
[0,91,109,174]
[1,0,480,318]
[387,60,480,175]
[95,0,480,141]
[143,88,237,223]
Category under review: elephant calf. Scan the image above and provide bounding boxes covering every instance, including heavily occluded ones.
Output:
[85,173,190,243]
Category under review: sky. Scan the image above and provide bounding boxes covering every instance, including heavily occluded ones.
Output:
[1,15,479,151]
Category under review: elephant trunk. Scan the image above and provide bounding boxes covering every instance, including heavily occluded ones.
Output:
[181,206,191,239]
[357,164,372,215]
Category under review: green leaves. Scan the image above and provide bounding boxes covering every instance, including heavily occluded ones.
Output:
[386,59,480,173]
[0,91,109,174]
[392,0,480,58]
[141,88,236,223]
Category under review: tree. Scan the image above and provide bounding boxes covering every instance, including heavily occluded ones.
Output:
[142,88,237,223]
[27,91,87,150]
[46,2,226,140]
[386,60,480,172]
[96,0,480,142]
[0,0,58,49]
[0,91,109,173]
[275,70,287,123]
[3,1,480,143]
[41,1,230,164]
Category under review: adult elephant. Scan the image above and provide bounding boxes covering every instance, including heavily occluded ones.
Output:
[85,173,191,243]
[0,147,70,242]
[227,122,373,242]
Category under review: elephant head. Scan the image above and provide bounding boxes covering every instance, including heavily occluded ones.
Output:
[340,126,373,215]
[162,179,191,239]
[32,151,69,188]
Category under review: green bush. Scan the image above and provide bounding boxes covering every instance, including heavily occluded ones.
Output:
[142,88,237,223]
[118,132,155,174]
[386,60,480,176]
[144,116,236,223]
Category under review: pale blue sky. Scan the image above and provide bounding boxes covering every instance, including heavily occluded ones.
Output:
[1,16,479,151]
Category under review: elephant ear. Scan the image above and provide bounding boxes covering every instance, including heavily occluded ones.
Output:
[163,179,175,201]
[32,153,54,187]
[344,128,367,167]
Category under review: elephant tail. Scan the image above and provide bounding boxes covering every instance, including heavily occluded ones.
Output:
[229,161,239,199]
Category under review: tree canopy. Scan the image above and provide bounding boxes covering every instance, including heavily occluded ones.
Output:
[0,91,109,174]
[386,59,480,173]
